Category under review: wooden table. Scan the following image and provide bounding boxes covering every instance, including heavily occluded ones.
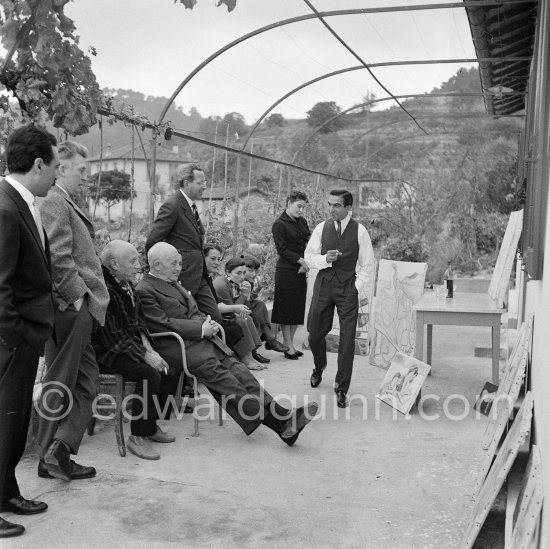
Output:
[413,291,503,383]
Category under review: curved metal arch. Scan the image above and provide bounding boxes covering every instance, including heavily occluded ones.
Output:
[291,91,525,164]
[240,57,529,152]
[157,1,524,125]
[327,112,525,173]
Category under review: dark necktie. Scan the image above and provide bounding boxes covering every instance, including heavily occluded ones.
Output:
[336,220,342,238]
[192,202,200,226]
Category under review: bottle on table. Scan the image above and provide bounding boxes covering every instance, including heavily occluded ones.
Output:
[444,261,454,298]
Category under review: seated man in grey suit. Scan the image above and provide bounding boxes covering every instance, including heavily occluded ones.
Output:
[136,243,318,445]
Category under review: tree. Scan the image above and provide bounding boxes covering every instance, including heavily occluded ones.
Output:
[360,91,377,114]
[0,0,102,135]
[265,113,285,128]
[0,0,238,135]
[221,111,248,138]
[89,169,134,222]
[306,101,345,133]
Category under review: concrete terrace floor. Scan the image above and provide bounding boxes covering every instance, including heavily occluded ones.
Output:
[3,325,503,549]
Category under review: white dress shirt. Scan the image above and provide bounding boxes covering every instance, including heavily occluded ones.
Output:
[305,212,374,293]
[179,189,194,209]
[4,175,44,245]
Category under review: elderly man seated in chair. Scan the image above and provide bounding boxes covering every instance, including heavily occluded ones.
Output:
[136,242,318,445]
[92,240,181,460]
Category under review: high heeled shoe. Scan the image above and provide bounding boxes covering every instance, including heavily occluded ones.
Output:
[284,351,299,360]
[294,350,304,357]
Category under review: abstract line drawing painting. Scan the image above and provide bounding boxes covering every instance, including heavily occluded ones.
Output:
[369,259,427,370]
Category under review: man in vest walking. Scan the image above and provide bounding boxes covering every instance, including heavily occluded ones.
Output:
[305,190,374,408]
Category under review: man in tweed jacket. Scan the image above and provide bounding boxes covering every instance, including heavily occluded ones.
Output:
[36,141,109,482]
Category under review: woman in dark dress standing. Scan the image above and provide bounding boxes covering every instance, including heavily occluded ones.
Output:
[271,190,311,359]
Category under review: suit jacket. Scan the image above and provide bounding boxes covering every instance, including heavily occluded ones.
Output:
[145,192,207,294]
[92,267,150,369]
[39,185,109,325]
[0,179,54,353]
[272,211,311,272]
[136,273,232,368]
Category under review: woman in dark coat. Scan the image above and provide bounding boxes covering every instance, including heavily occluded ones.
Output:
[271,190,311,359]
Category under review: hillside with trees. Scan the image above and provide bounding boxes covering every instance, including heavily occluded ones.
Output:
[70,67,520,283]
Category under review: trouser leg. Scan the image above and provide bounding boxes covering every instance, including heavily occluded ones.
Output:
[188,355,290,435]
[38,303,98,457]
[100,357,161,437]
[333,280,359,393]
[0,343,39,502]
[193,277,223,324]
[307,276,335,372]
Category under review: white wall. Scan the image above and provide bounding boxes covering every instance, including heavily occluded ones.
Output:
[525,166,550,544]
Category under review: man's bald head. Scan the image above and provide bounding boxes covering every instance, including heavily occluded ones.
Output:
[148,242,182,283]
[100,239,141,283]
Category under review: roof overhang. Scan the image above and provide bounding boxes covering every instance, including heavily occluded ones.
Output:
[464,0,537,115]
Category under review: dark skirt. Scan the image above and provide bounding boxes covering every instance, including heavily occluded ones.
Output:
[271,268,307,325]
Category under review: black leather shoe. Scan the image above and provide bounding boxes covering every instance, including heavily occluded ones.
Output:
[294,350,304,357]
[264,338,289,352]
[252,350,270,364]
[0,517,25,538]
[2,496,48,515]
[310,369,323,388]
[284,351,299,360]
[44,439,72,482]
[281,402,320,446]
[38,460,96,480]
[336,390,348,408]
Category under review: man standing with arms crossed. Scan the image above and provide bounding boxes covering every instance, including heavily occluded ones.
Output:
[0,125,58,538]
[146,163,222,323]
[305,190,374,408]
[36,141,109,482]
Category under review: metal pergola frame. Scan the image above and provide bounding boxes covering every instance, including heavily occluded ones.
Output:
[146,0,532,241]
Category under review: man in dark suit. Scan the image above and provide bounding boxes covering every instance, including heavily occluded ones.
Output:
[305,190,375,409]
[36,141,109,482]
[136,243,318,444]
[145,163,222,323]
[0,124,58,538]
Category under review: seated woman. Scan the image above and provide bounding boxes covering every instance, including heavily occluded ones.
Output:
[242,257,288,358]
[204,246,265,371]
[215,257,288,363]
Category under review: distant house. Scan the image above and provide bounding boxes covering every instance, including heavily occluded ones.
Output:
[86,143,197,221]
[198,186,273,225]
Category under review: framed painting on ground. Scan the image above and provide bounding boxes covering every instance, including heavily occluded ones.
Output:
[376,352,430,415]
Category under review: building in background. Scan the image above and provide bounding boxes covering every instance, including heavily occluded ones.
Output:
[86,143,196,222]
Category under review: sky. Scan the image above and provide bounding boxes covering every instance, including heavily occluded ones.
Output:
[66,0,478,125]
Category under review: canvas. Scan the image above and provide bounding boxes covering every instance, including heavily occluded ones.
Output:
[376,352,430,415]
[370,259,427,370]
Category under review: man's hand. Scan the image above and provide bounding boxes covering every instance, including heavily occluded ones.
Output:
[202,315,220,338]
[144,349,169,373]
[326,249,342,263]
